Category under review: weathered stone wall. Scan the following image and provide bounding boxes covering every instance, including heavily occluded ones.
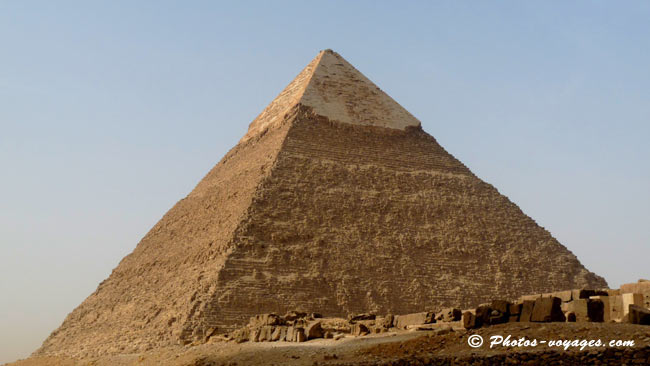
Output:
[195,107,606,335]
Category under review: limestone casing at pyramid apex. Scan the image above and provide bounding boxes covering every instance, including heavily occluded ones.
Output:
[241,49,421,142]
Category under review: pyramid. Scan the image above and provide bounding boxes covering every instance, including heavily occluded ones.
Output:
[36,50,606,357]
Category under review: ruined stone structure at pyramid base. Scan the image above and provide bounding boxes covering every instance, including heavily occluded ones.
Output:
[35,50,606,358]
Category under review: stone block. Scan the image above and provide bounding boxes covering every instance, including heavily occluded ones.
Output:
[561,302,569,313]
[590,296,612,322]
[258,326,274,341]
[566,312,577,322]
[270,326,282,341]
[519,294,541,302]
[475,305,492,326]
[519,301,535,322]
[567,299,589,322]
[233,328,249,343]
[531,297,565,322]
[348,313,375,322]
[572,289,596,300]
[294,327,306,342]
[284,311,307,322]
[605,289,621,296]
[380,314,394,328]
[250,313,282,327]
[622,293,644,318]
[462,311,476,329]
[491,300,511,314]
[286,326,294,342]
[306,321,323,339]
[627,305,650,325]
[394,312,435,329]
[567,299,604,322]
[435,308,462,322]
[489,313,508,325]
[508,314,519,322]
[509,303,522,315]
[609,295,624,321]
[620,281,650,295]
[352,323,369,336]
[543,290,573,302]
[250,328,260,342]
[489,300,510,325]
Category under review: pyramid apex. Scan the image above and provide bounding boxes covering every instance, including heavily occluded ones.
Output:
[242,50,420,142]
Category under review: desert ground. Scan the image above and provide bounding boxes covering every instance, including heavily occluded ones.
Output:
[8,322,649,366]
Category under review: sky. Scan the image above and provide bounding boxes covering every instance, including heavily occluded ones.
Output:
[1,1,649,363]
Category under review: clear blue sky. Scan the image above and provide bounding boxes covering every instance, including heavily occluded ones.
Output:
[1,1,649,363]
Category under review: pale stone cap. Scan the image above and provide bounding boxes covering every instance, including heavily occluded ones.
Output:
[242,49,421,142]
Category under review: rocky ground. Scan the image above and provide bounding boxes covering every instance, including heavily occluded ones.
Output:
[8,322,649,366]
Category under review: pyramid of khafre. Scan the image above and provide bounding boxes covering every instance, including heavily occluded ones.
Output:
[36,49,606,357]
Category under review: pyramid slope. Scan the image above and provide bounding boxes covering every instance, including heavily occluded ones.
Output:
[36,113,295,357]
[177,106,606,336]
[36,50,606,357]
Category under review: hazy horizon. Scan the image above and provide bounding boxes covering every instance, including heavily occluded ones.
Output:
[1,1,649,363]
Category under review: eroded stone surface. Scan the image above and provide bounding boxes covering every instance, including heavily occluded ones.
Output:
[35,50,606,358]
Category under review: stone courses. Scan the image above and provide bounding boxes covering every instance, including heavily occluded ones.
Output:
[35,50,607,358]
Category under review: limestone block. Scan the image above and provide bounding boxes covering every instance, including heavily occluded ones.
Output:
[571,289,595,300]
[509,303,522,315]
[394,312,435,329]
[519,294,542,302]
[491,300,511,314]
[590,296,612,322]
[233,328,249,343]
[566,299,604,322]
[306,321,323,339]
[561,302,569,313]
[520,301,535,322]
[284,311,307,322]
[462,311,476,329]
[475,305,492,326]
[531,297,565,322]
[380,314,395,328]
[609,295,624,321]
[294,327,306,342]
[352,323,369,336]
[622,293,644,318]
[258,326,273,341]
[543,290,572,302]
[627,305,650,325]
[348,313,375,322]
[250,328,260,342]
[250,313,282,327]
[620,281,650,295]
[606,289,621,296]
[566,300,589,322]
[489,300,511,324]
[435,308,462,322]
[270,326,283,341]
